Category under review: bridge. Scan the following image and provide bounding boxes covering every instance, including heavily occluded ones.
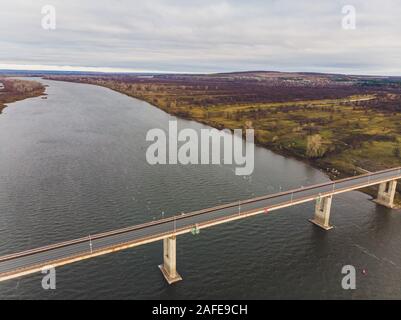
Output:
[0,167,400,284]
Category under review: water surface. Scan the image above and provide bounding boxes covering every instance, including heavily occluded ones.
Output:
[0,79,401,299]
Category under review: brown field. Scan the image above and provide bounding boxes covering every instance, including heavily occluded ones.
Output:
[0,78,45,113]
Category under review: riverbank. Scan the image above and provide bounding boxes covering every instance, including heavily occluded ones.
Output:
[0,78,46,114]
[43,73,401,206]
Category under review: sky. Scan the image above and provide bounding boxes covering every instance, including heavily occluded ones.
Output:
[0,0,400,75]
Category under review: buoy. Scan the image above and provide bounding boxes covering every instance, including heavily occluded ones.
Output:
[362,269,367,275]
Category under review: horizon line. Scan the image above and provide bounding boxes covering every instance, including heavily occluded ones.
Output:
[0,63,400,78]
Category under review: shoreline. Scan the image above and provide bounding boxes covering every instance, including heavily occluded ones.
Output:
[0,78,46,114]
[42,77,401,208]
[173,109,401,208]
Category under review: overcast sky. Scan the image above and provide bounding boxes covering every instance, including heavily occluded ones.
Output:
[0,0,400,75]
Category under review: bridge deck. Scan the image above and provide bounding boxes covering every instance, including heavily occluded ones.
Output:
[0,167,400,282]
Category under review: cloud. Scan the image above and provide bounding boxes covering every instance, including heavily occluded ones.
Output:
[0,0,400,75]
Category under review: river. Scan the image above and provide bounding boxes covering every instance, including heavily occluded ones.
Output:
[0,78,401,299]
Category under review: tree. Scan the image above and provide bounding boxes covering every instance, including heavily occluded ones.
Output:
[306,134,327,158]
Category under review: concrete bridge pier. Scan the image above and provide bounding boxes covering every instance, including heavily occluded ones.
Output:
[374,180,397,208]
[309,195,333,230]
[158,236,182,284]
